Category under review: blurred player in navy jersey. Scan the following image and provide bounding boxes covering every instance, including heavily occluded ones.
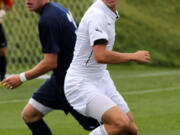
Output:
[2,0,99,135]
[0,0,13,81]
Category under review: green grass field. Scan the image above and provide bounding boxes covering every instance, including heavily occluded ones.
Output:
[0,65,180,135]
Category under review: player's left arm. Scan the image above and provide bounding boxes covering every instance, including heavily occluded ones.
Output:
[25,53,57,79]
[93,44,150,64]
[2,14,60,89]
[2,53,57,89]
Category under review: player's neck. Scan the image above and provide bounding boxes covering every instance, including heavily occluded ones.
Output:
[36,1,50,14]
[102,1,117,13]
[109,6,117,12]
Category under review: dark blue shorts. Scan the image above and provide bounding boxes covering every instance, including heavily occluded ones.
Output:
[0,24,7,48]
[32,75,65,110]
[31,75,99,131]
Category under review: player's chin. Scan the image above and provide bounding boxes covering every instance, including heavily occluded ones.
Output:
[26,6,35,11]
[110,2,117,6]
[28,8,36,12]
[107,2,116,8]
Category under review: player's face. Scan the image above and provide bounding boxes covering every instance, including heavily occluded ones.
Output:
[103,0,119,11]
[26,0,47,12]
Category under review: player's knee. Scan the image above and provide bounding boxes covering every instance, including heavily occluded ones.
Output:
[118,118,130,130]
[21,110,42,123]
[113,116,131,133]
[115,119,138,135]
[129,122,138,135]
[133,127,138,135]
[21,110,33,123]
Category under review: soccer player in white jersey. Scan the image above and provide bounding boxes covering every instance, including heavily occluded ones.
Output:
[64,0,150,135]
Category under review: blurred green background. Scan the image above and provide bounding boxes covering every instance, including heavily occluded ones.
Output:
[115,0,180,67]
[3,0,180,74]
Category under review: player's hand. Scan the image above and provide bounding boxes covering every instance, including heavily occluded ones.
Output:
[134,50,150,63]
[0,10,6,23]
[2,75,22,89]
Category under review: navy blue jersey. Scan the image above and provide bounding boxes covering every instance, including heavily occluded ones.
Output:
[38,2,77,84]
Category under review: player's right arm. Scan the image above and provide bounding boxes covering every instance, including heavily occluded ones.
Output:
[93,44,150,64]
[25,53,57,80]
[88,11,150,64]
[2,14,61,89]
[2,53,57,89]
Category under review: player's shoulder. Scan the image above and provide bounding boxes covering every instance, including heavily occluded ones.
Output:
[85,4,106,22]
[39,3,63,25]
[40,2,68,21]
[49,2,69,15]
[39,15,57,27]
[82,7,106,26]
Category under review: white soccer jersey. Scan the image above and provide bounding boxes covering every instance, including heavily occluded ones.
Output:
[64,1,129,119]
[68,0,119,74]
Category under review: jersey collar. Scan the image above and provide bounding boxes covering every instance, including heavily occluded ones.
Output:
[98,0,119,20]
[40,2,51,15]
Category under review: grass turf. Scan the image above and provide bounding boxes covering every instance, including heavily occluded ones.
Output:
[0,65,180,135]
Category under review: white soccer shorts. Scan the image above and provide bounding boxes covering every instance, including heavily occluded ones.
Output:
[64,70,130,122]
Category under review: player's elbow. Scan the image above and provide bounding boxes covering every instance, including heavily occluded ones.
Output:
[94,54,107,64]
[49,62,57,69]
[44,61,57,70]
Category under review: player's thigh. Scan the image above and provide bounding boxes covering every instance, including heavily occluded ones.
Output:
[103,71,130,114]
[86,94,121,122]
[102,105,130,125]
[110,90,130,114]
[22,76,62,122]
[86,94,130,126]
[22,103,44,123]
[65,73,98,115]
[31,76,64,112]
[69,106,100,131]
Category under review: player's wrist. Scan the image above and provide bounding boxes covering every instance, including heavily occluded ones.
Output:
[128,53,137,61]
[19,72,27,82]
